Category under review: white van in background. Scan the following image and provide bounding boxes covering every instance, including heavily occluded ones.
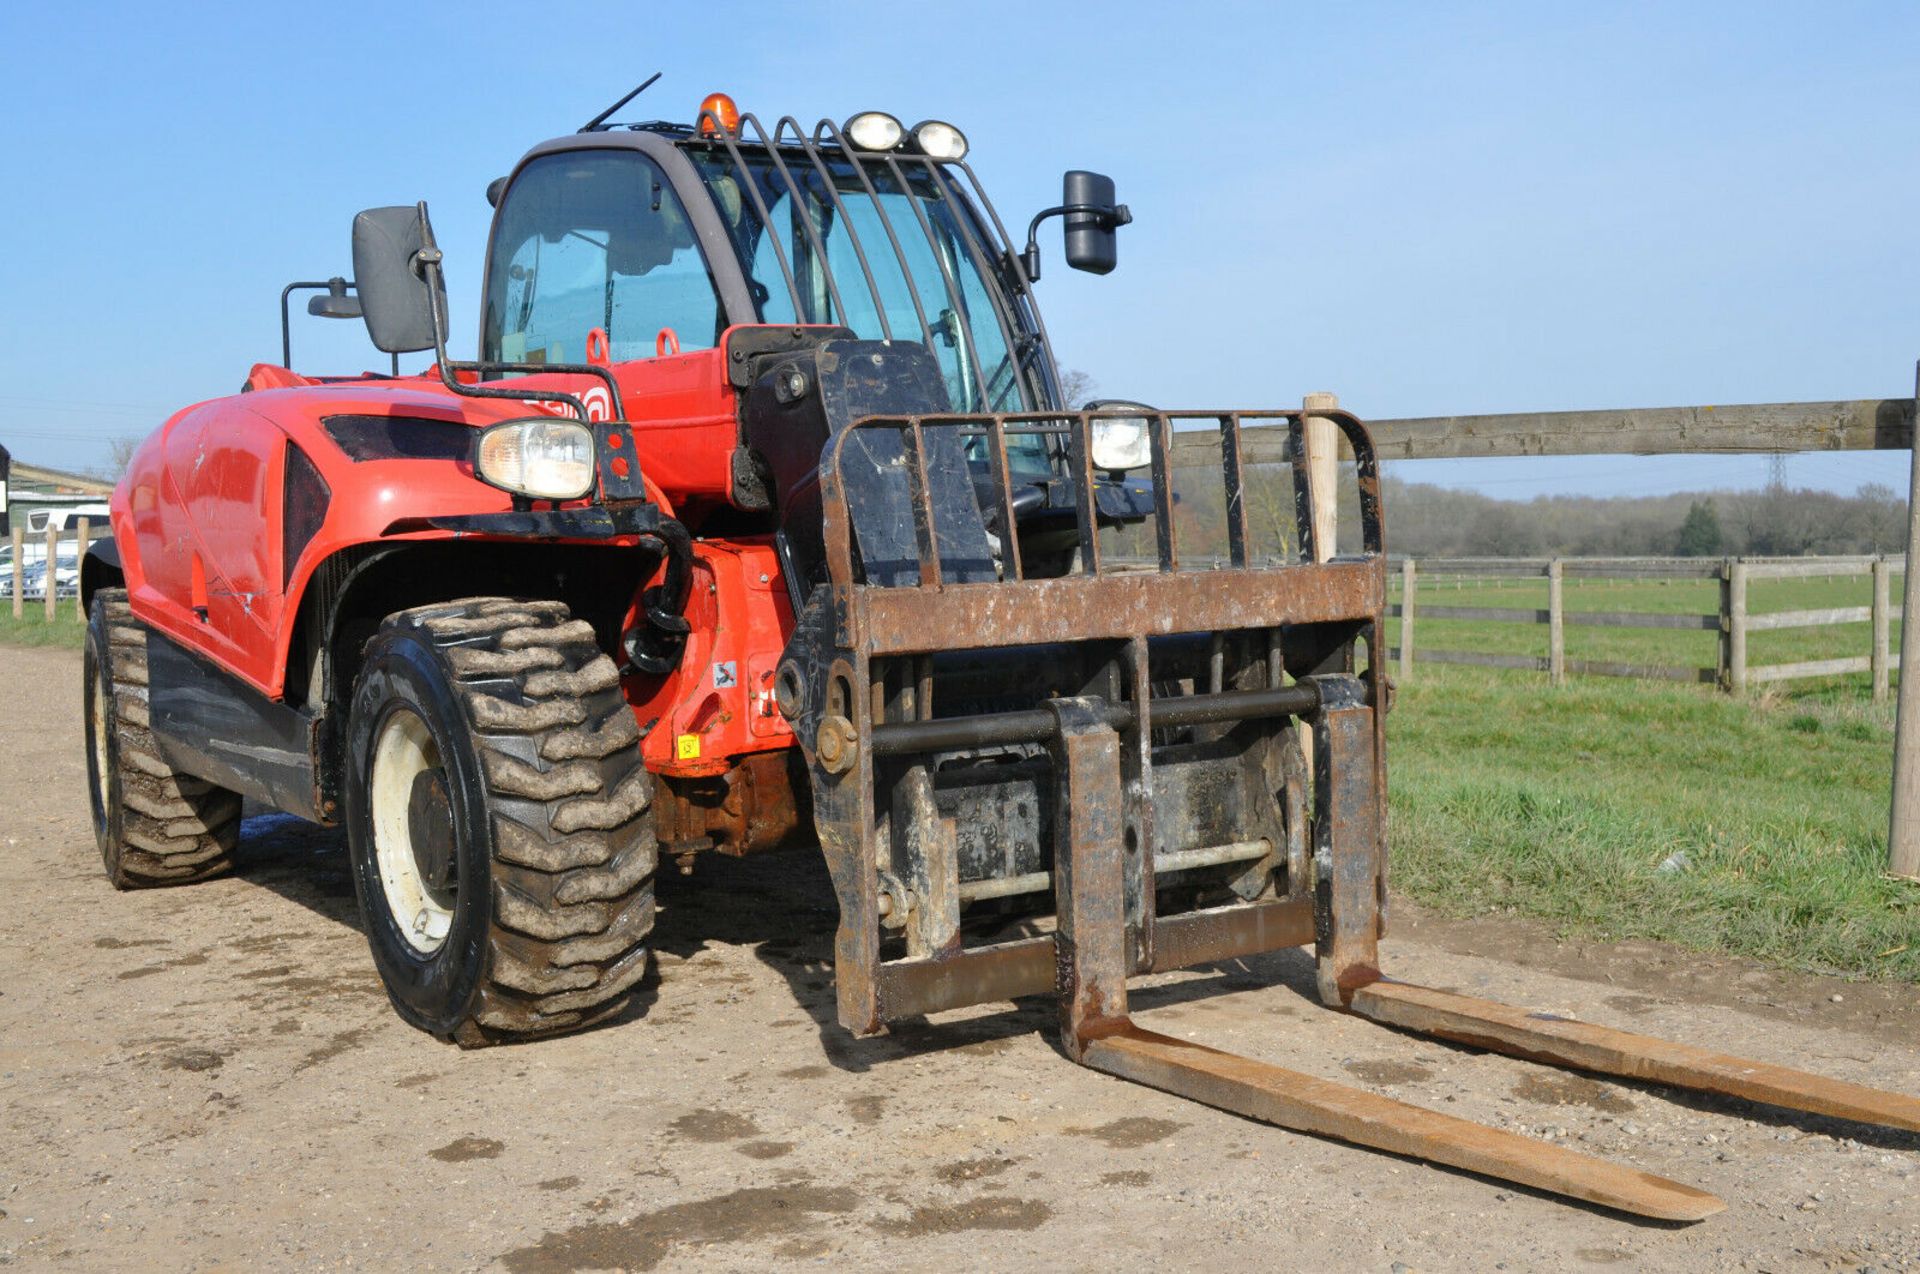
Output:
[25,504,110,535]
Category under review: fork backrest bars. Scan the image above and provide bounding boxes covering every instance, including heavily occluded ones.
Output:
[819,408,1381,598]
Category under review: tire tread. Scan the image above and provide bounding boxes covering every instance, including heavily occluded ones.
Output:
[90,590,240,888]
[382,597,654,1046]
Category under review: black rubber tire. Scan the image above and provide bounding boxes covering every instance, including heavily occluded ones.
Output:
[343,598,655,1046]
[83,589,242,888]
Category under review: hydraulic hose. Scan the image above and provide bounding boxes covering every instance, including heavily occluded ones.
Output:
[626,518,694,676]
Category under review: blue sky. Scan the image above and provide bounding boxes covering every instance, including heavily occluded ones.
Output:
[1,1,1916,498]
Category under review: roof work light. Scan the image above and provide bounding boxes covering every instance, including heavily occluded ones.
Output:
[843,111,904,150]
[911,120,968,161]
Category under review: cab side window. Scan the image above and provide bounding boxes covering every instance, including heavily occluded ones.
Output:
[482,151,724,364]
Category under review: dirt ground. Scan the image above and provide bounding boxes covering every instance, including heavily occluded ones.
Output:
[2,642,1917,1273]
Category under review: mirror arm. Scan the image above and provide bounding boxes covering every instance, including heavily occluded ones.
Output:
[405,203,628,424]
[1020,202,1133,284]
[279,278,354,371]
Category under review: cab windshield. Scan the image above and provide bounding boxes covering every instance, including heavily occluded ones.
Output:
[481,142,1057,476]
[483,150,726,365]
[688,148,1044,420]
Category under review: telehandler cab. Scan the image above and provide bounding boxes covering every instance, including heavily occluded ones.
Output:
[81,84,1918,1220]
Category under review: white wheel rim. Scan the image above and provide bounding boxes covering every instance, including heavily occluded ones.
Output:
[370,708,455,954]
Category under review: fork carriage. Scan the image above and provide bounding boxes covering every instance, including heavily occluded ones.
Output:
[778,405,1383,1033]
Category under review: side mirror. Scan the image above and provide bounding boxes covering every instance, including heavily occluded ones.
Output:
[1062,171,1129,275]
[486,176,508,208]
[306,277,362,319]
[1020,171,1132,282]
[351,205,448,355]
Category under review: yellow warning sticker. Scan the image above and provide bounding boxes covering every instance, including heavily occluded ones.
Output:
[676,734,701,760]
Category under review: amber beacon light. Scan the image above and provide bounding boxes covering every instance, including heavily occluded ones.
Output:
[698,92,741,136]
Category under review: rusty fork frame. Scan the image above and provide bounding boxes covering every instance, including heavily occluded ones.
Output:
[786,407,1920,1223]
[789,406,1372,1036]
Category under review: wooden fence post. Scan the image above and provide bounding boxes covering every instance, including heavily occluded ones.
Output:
[1547,558,1566,686]
[1302,391,1339,562]
[74,519,90,622]
[43,524,58,622]
[1399,558,1417,683]
[1728,560,1743,690]
[1717,557,1750,693]
[1298,392,1338,803]
[1873,556,1892,704]
[1728,558,1748,693]
[9,526,21,619]
[1892,361,1920,878]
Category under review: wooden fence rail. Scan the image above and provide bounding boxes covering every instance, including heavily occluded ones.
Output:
[1388,554,1904,699]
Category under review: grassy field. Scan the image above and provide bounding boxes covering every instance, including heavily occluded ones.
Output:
[1380,570,1917,981]
[1389,569,1900,688]
[0,604,87,649]
[1389,664,1919,983]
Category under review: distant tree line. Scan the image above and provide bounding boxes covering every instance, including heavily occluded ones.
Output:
[1144,461,1906,563]
[1379,476,1908,558]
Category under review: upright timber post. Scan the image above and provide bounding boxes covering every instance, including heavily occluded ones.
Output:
[43,524,57,622]
[1547,558,1566,686]
[1303,391,1339,562]
[1887,362,1920,879]
[1723,558,1749,694]
[1301,391,1340,794]
[1872,556,1891,705]
[1398,558,1417,683]
[74,518,90,622]
[1728,556,1743,690]
[9,526,20,619]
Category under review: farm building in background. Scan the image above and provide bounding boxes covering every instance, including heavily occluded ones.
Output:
[0,454,113,536]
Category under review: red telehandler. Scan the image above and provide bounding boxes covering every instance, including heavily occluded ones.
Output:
[81,84,1918,1220]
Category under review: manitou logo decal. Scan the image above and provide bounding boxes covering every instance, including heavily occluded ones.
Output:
[522,384,613,421]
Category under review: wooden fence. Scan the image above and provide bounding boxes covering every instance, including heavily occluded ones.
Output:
[6,520,94,622]
[1390,554,1904,699]
[1187,389,1920,874]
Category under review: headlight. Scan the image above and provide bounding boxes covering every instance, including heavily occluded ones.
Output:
[844,111,903,151]
[911,120,968,161]
[476,418,596,500]
[1089,416,1151,472]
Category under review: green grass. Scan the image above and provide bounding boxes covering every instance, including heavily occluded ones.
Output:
[0,604,87,649]
[1388,664,1920,983]
[1389,571,1899,688]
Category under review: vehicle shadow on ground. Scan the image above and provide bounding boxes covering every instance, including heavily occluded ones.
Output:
[232,809,361,933]
[651,843,1337,1074]
[230,807,672,1036]
[230,809,1419,1071]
